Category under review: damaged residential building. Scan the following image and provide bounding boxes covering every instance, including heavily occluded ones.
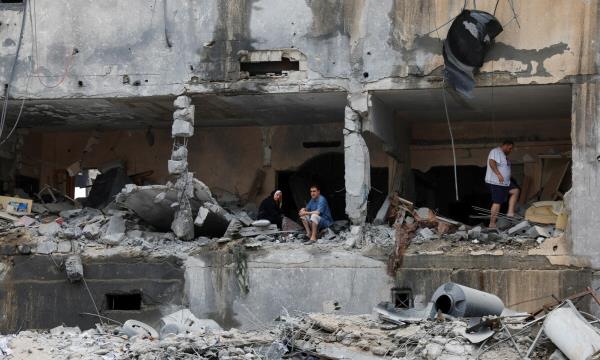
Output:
[0,0,599,359]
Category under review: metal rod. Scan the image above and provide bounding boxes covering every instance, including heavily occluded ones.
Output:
[500,319,525,359]
[525,326,544,358]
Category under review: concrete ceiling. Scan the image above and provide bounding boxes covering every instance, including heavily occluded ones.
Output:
[373,84,572,123]
[4,92,347,130]
[3,85,571,131]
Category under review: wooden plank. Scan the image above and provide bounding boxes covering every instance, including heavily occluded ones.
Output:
[540,161,570,200]
[518,175,531,205]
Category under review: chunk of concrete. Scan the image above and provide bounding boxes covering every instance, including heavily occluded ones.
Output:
[82,222,102,240]
[101,214,126,245]
[38,221,61,236]
[65,255,83,283]
[62,226,82,240]
[171,206,195,241]
[116,184,203,231]
[194,206,230,238]
[167,159,188,175]
[172,119,194,137]
[57,241,72,253]
[507,220,531,235]
[173,95,191,109]
[173,106,195,124]
[171,146,188,161]
[121,320,159,339]
[418,227,437,241]
[159,309,221,338]
[252,219,271,227]
[192,178,216,204]
[36,241,57,254]
[344,225,363,249]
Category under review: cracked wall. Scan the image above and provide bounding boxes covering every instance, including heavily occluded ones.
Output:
[0,0,597,100]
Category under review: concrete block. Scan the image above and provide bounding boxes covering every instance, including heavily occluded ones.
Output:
[62,226,82,240]
[171,146,188,161]
[172,119,194,137]
[82,222,102,240]
[194,206,229,238]
[172,206,195,241]
[173,106,195,124]
[38,221,61,236]
[173,95,191,109]
[167,159,188,175]
[36,241,57,254]
[508,220,531,235]
[65,255,83,283]
[57,241,72,253]
[101,214,126,245]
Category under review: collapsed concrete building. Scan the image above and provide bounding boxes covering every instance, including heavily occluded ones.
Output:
[0,0,599,355]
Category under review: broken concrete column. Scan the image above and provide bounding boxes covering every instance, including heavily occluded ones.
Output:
[169,95,195,241]
[344,96,371,227]
[194,206,230,238]
[171,203,195,241]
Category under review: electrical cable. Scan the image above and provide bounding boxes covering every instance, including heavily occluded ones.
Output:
[0,0,28,141]
[442,77,460,202]
[430,2,459,202]
[30,0,75,88]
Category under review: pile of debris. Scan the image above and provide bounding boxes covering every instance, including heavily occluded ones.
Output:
[1,283,598,359]
[380,192,570,265]
[0,308,275,359]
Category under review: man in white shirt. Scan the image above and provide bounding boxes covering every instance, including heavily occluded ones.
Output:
[485,140,519,228]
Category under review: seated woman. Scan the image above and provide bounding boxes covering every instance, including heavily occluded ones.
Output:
[257,190,283,229]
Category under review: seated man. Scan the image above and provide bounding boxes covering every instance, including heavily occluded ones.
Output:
[299,185,333,242]
[257,189,283,229]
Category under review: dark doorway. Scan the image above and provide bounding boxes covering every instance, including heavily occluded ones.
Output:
[413,165,490,225]
[276,152,389,222]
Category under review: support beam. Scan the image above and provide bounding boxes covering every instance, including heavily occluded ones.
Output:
[571,81,600,267]
[344,94,370,227]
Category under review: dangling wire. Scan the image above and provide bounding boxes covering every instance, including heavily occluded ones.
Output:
[442,77,460,202]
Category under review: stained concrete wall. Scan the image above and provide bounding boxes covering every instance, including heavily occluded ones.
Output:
[0,255,185,332]
[0,0,596,100]
[184,247,396,330]
[21,123,389,204]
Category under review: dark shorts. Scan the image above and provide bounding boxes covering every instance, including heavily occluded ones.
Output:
[487,181,518,204]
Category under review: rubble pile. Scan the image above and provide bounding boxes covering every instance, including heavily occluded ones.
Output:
[382,193,570,260]
[2,282,598,360]
[0,322,274,360]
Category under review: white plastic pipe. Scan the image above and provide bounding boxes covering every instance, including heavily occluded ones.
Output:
[543,301,600,360]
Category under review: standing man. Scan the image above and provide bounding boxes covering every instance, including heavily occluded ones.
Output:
[485,140,519,228]
[299,185,333,242]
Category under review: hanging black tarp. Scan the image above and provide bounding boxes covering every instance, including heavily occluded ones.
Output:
[443,10,503,97]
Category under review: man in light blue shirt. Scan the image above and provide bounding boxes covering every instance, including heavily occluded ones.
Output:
[298,184,333,242]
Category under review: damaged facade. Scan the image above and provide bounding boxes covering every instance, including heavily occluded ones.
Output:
[0,0,599,359]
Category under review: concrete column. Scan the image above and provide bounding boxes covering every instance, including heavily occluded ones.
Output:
[344,93,370,227]
[571,81,600,267]
[169,95,195,241]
